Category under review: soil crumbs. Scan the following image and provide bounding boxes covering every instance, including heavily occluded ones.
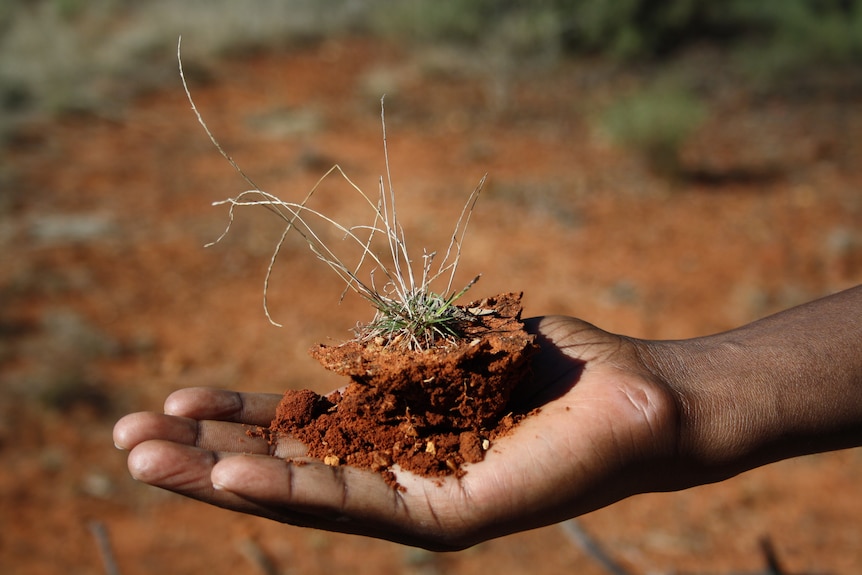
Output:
[269,292,536,487]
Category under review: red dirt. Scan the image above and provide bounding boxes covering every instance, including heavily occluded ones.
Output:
[2,36,861,575]
[271,292,535,486]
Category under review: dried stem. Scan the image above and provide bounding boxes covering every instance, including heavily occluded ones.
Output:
[179,38,485,349]
[89,520,121,575]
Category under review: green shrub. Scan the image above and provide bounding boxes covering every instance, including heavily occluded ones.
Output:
[562,0,862,64]
[371,0,862,84]
[1,0,859,141]
[601,79,706,176]
[727,1,862,81]
[370,0,564,62]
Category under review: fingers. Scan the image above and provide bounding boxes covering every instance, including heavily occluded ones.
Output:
[113,388,285,451]
[124,436,458,548]
[113,387,306,454]
[113,411,274,453]
[209,455,468,549]
[158,387,310,457]
[164,387,283,426]
[125,440,287,519]
[127,439,224,499]
[211,455,396,517]
[114,412,196,450]
[114,412,309,462]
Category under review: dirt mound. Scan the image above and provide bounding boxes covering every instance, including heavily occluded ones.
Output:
[269,292,536,487]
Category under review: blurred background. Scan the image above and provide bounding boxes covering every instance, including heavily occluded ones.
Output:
[1,1,861,573]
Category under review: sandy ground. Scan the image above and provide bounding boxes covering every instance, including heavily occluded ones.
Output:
[2,37,861,574]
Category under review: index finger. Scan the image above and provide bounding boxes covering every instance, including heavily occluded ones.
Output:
[164,387,283,426]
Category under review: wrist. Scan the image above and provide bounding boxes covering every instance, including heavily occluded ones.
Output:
[638,337,786,471]
[635,287,862,481]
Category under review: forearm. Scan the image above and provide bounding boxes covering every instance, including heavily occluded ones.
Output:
[640,285,862,480]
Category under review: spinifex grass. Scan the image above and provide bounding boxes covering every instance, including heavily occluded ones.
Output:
[179,38,485,351]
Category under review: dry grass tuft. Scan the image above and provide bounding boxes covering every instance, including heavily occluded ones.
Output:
[179,38,486,351]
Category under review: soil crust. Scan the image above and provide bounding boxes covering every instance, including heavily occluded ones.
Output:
[269,292,536,486]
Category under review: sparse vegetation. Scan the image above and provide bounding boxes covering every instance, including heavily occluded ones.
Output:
[180,42,485,351]
[3,0,860,146]
[601,78,706,176]
[4,1,859,126]
[0,0,368,139]
[207,164,485,351]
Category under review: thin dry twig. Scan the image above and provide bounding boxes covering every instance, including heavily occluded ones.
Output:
[89,520,121,575]
[560,520,800,575]
[237,538,279,575]
[559,519,634,575]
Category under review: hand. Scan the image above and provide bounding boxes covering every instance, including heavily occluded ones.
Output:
[113,286,862,549]
[113,316,683,550]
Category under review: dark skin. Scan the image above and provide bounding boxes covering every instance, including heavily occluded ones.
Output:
[114,285,862,551]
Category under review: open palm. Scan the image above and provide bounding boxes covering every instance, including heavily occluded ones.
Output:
[114,316,681,550]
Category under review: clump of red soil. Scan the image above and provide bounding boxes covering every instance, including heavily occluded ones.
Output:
[269,292,536,487]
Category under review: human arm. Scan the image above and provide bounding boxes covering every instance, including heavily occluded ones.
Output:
[112,285,862,550]
[637,283,862,484]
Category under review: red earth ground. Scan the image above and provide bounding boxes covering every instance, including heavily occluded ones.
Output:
[1,37,861,574]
